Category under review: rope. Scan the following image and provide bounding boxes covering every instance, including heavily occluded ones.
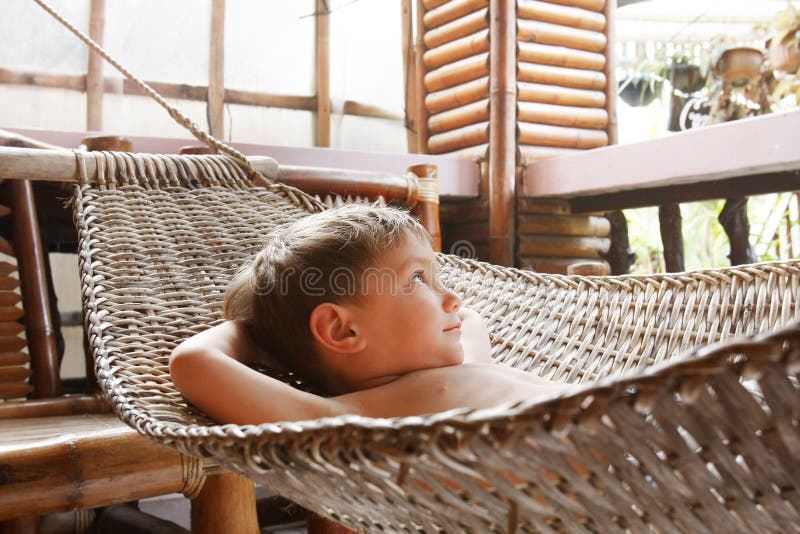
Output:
[31,0,265,182]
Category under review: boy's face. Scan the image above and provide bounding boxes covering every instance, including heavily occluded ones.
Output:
[348,232,464,380]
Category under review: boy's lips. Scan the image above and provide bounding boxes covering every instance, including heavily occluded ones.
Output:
[443,322,462,333]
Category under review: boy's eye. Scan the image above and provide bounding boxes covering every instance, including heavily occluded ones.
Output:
[411,272,425,284]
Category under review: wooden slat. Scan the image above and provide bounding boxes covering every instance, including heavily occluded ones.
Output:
[0,382,32,398]
[427,122,489,153]
[423,29,489,70]
[517,19,606,53]
[441,198,489,222]
[517,234,609,257]
[519,122,608,149]
[426,77,489,114]
[0,306,23,321]
[0,394,109,419]
[518,62,606,90]
[0,365,31,383]
[86,0,105,130]
[518,102,607,129]
[0,352,28,366]
[0,262,16,277]
[0,205,10,217]
[518,42,605,70]
[428,99,489,134]
[423,0,450,9]
[518,0,605,31]
[540,0,605,11]
[518,213,610,236]
[0,237,13,257]
[423,0,488,30]
[523,109,800,203]
[402,0,417,152]
[0,337,26,352]
[424,8,488,49]
[424,53,489,92]
[518,81,604,107]
[517,197,572,214]
[603,0,617,147]
[0,292,21,306]
[442,143,488,160]
[0,278,20,291]
[416,0,430,153]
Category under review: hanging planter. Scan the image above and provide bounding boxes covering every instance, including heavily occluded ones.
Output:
[665,61,706,93]
[618,73,662,107]
[767,34,800,73]
[715,47,764,87]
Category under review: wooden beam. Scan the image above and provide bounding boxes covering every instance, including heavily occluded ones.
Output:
[415,0,430,153]
[603,0,617,146]
[315,0,331,147]
[524,110,800,201]
[208,0,225,139]
[86,0,105,131]
[401,0,418,152]
[488,0,516,266]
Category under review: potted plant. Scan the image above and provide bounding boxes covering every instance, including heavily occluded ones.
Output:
[765,4,800,73]
[714,46,765,87]
[618,72,663,106]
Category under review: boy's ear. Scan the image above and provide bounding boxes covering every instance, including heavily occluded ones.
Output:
[309,303,365,354]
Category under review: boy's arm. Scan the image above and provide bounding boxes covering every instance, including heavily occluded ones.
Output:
[458,307,493,363]
[169,321,343,424]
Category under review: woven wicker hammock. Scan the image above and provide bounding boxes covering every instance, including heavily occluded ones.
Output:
[72,149,800,533]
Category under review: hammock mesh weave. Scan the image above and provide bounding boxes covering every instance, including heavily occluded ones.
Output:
[74,151,800,533]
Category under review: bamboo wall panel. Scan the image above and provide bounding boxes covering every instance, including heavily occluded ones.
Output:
[0,383,32,398]
[0,365,31,382]
[0,352,27,366]
[426,77,489,114]
[423,30,489,70]
[518,102,607,129]
[539,0,605,12]
[428,100,489,134]
[518,62,606,90]
[518,234,610,257]
[518,42,605,70]
[517,0,605,31]
[518,256,610,274]
[517,20,606,52]
[519,122,607,148]
[0,337,27,352]
[424,8,488,49]
[0,306,23,321]
[518,81,605,107]
[0,322,24,336]
[424,0,488,30]
[427,122,489,153]
[425,53,489,92]
[518,213,609,236]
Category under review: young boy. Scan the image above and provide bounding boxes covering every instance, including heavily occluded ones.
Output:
[169,204,568,425]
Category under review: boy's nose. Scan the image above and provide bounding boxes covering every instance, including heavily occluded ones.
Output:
[442,289,462,312]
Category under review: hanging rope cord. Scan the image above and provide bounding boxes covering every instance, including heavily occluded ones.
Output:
[31,0,262,181]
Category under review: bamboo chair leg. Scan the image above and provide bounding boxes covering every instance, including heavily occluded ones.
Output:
[307,512,356,534]
[190,472,258,534]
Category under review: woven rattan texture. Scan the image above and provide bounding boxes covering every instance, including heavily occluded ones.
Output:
[75,154,800,533]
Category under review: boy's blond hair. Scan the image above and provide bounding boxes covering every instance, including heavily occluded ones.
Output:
[223,203,430,386]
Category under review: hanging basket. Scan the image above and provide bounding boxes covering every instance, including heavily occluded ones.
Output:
[618,74,662,107]
[665,63,706,93]
[767,34,800,73]
[715,47,764,86]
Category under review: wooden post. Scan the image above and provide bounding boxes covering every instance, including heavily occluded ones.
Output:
[602,210,635,275]
[401,0,418,152]
[414,0,429,153]
[208,0,225,139]
[86,0,105,132]
[488,0,516,266]
[315,0,331,147]
[602,0,617,147]
[10,181,61,398]
[719,197,759,265]
[659,203,684,272]
[190,472,258,534]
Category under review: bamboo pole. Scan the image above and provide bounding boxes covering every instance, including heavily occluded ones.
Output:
[277,165,416,204]
[423,0,488,30]
[315,0,331,147]
[603,0,617,146]
[222,87,317,111]
[401,0,418,152]
[423,29,489,70]
[427,122,489,153]
[517,81,605,107]
[517,234,610,257]
[443,143,488,160]
[440,198,489,222]
[0,383,32,399]
[488,0,516,266]
[341,101,403,121]
[0,394,109,419]
[519,122,608,148]
[517,0,606,31]
[518,256,610,275]
[208,0,225,139]
[543,0,606,12]
[424,53,489,92]
[518,101,608,129]
[424,8,488,49]
[517,20,607,53]
[0,146,279,182]
[192,473,258,534]
[428,99,489,134]
[415,0,430,153]
[426,76,489,114]
[86,0,105,131]
[408,164,442,252]
[518,62,606,90]
[423,0,450,9]
[518,213,610,236]
[518,42,605,70]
